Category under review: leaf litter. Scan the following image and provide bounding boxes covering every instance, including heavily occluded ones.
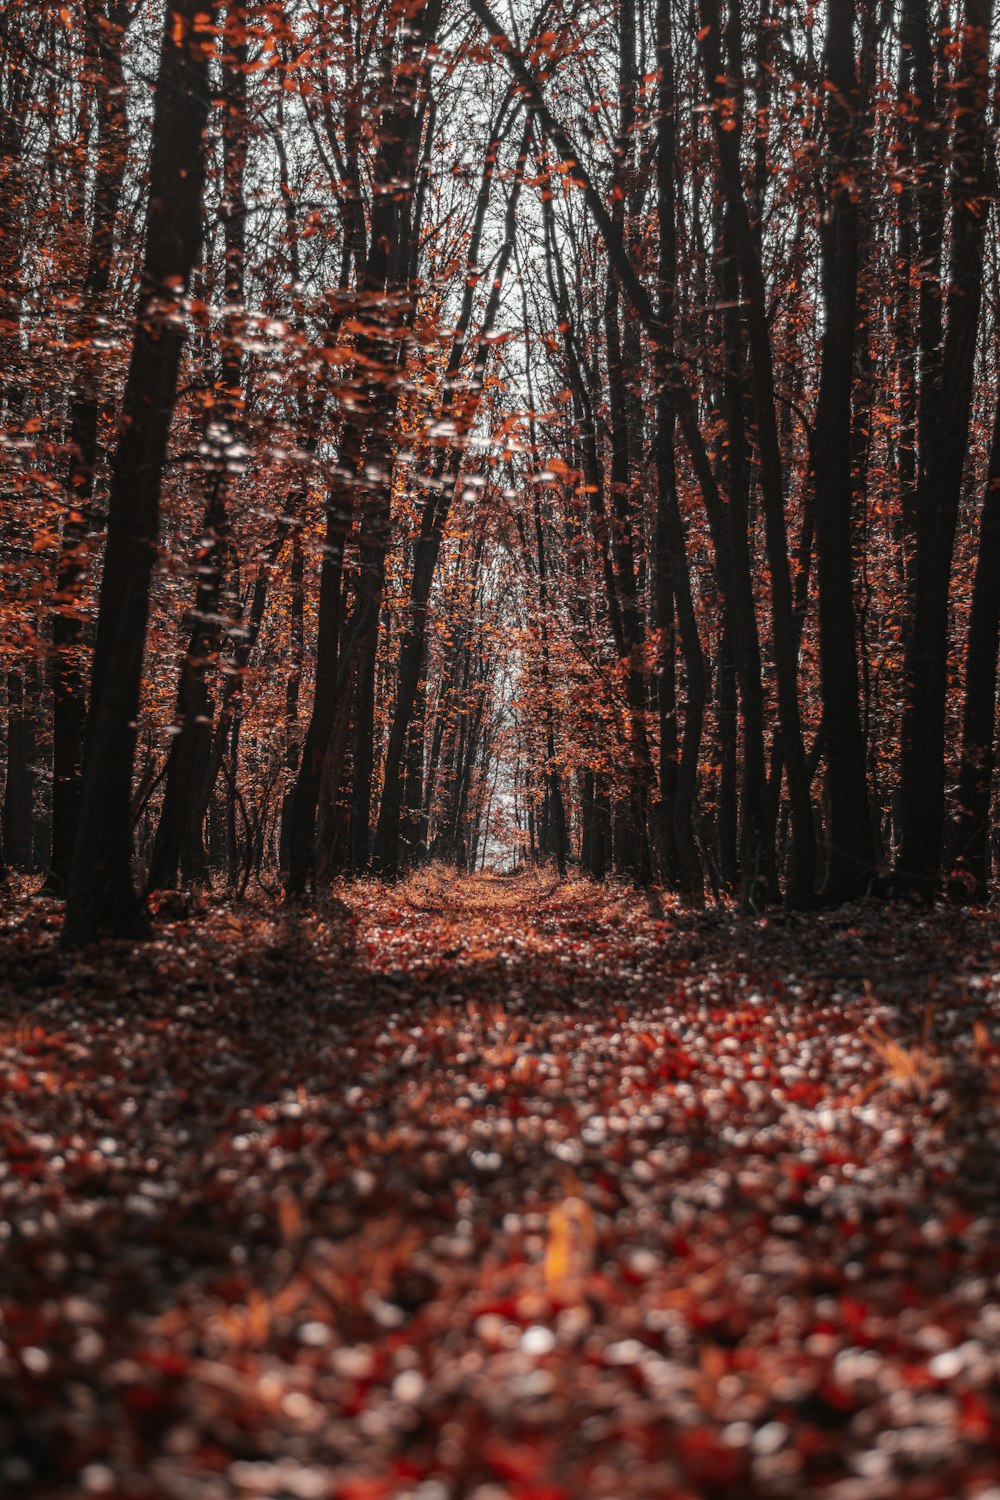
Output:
[2,871,1000,1498]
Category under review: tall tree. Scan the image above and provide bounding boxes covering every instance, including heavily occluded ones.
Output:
[50,0,132,892]
[286,0,443,896]
[654,0,705,898]
[146,0,249,894]
[951,388,1000,901]
[811,0,877,900]
[896,0,995,893]
[63,0,218,943]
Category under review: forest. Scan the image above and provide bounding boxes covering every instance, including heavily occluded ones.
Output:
[0,0,997,924]
[4,1,1000,1497]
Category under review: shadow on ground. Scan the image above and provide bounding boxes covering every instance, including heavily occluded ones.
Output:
[1,876,1000,1498]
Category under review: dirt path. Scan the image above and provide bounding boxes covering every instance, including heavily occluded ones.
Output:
[2,873,1000,1498]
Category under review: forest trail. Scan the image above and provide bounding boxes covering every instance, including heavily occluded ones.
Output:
[3,876,1000,1497]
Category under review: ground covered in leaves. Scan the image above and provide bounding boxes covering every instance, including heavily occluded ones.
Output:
[3,871,1000,1499]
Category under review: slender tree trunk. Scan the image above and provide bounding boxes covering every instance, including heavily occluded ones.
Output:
[350,619,379,872]
[420,697,447,856]
[146,3,247,894]
[604,285,653,883]
[62,0,216,944]
[184,496,302,877]
[655,0,705,899]
[950,391,1000,900]
[400,663,427,867]
[288,0,441,896]
[50,1,130,891]
[812,0,876,900]
[280,526,305,870]
[719,205,775,905]
[698,0,816,905]
[717,622,739,890]
[533,495,568,879]
[286,477,352,894]
[897,0,993,893]
[4,670,36,871]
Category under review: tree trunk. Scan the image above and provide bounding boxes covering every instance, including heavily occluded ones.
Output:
[716,621,739,891]
[62,0,215,944]
[4,670,36,871]
[718,203,775,906]
[698,0,816,906]
[146,4,247,894]
[812,0,876,900]
[286,480,351,894]
[654,0,705,899]
[349,619,379,872]
[950,392,1000,900]
[51,1,130,891]
[288,0,441,896]
[896,0,994,893]
[399,662,427,868]
[280,526,305,871]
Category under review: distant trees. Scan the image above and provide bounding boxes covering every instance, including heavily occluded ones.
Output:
[0,0,996,936]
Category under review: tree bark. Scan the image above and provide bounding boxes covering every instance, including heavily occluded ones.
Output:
[896,0,994,893]
[950,391,1000,900]
[287,0,441,896]
[3,670,36,871]
[697,0,816,906]
[812,0,876,900]
[146,1,248,894]
[63,0,216,944]
[654,0,705,899]
[50,0,130,891]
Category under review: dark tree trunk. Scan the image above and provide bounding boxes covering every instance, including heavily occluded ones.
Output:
[533,496,568,880]
[62,0,215,945]
[0,17,34,416]
[146,4,247,895]
[399,664,427,868]
[698,0,816,906]
[812,0,876,900]
[51,1,130,891]
[718,204,775,906]
[897,0,994,893]
[349,620,378,873]
[146,472,230,893]
[654,0,704,899]
[604,285,653,887]
[280,526,305,871]
[316,690,356,882]
[286,480,351,894]
[225,718,240,889]
[950,395,1000,901]
[716,621,739,892]
[4,670,36,871]
[288,0,441,897]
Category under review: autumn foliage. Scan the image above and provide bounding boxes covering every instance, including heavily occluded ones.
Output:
[2,3,1000,1490]
[0,0,998,921]
[4,873,1000,1496]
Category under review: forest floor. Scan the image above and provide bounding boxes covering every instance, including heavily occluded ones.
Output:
[3,871,1000,1499]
